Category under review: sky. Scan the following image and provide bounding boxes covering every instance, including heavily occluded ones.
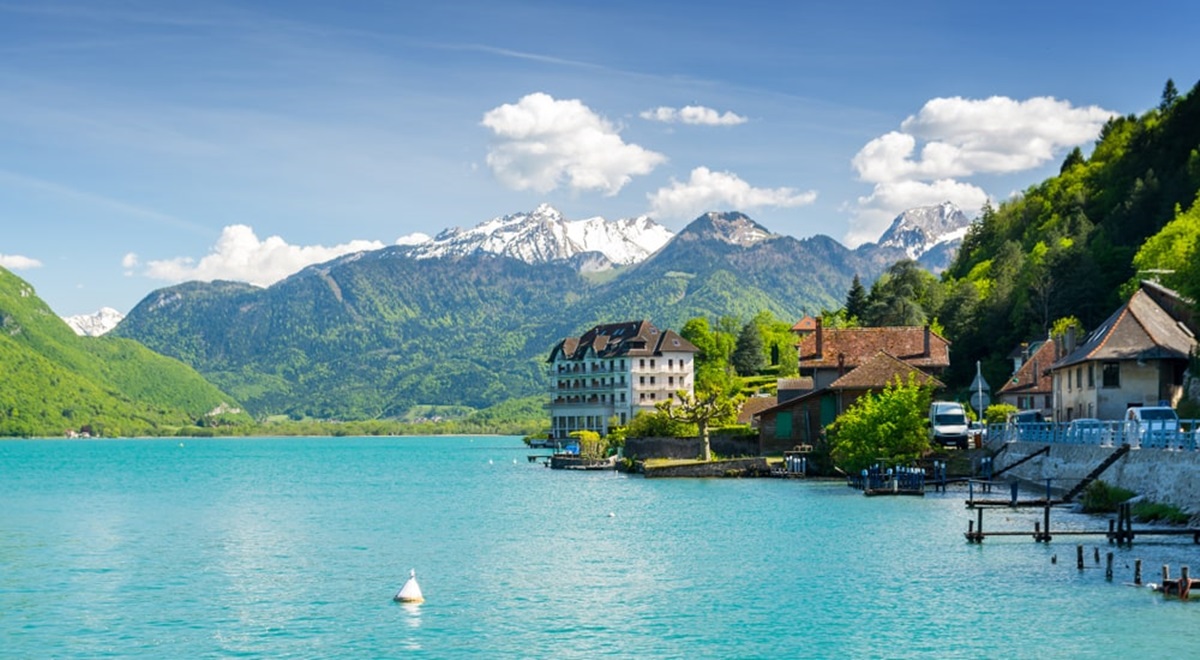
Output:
[2,0,1198,316]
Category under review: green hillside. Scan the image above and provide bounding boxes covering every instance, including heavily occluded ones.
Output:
[872,78,1200,390]
[0,268,250,436]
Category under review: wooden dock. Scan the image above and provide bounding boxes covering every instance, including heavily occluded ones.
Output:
[964,501,1200,545]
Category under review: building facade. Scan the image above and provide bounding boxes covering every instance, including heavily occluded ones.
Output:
[996,338,1055,419]
[546,320,697,440]
[1049,281,1197,422]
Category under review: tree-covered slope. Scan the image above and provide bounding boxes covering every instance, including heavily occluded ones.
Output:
[0,268,249,436]
[115,213,906,420]
[936,78,1200,386]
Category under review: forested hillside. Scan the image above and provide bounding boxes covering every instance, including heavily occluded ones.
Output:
[846,79,1200,391]
[0,268,250,436]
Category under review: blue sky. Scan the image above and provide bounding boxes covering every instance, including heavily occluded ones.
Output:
[2,0,1197,316]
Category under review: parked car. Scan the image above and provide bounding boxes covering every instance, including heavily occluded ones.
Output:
[1007,410,1049,442]
[929,401,970,449]
[1126,406,1180,447]
[1065,418,1105,445]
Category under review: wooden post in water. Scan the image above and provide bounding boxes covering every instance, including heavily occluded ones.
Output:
[1042,505,1052,542]
[1076,544,1084,570]
[1135,559,1142,585]
[975,507,983,542]
[1182,566,1191,600]
[1094,547,1100,565]
[1108,519,1115,544]
[1163,564,1171,586]
[1106,552,1114,580]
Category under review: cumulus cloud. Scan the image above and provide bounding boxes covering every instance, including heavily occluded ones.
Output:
[648,167,817,220]
[0,253,42,270]
[395,232,431,246]
[481,92,666,195]
[640,105,748,126]
[847,95,1116,245]
[144,225,384,286]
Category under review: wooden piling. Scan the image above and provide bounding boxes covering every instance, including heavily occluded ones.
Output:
[1135,559,1142,585]
[1093,546,1100,565]
[1163,564,1171,586]
[1106,552,1113,580]
[1182,566,1191,600]
[1076,544,1084,570]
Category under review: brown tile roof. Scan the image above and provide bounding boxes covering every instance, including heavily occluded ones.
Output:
[738,396,778,424]
[827,351,944,390]
[798,325,950,369]
[1053,283,1197,369]
[776,377,814,391]
[791,315,817,332]
[547,320,698,362]
[998,339,1055,395]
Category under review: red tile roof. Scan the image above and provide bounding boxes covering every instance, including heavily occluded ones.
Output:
[791,315,817,332]
[798,325,950,369]
[827,351,944,390]
[998,339,1055,395]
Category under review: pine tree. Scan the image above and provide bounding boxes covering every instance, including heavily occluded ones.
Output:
[845,274,868,322]
[731,321,766,376]
[1160,78,1179,112]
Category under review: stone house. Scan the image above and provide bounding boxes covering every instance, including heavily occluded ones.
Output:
[996,338,1055,419]
[756,350,943,454]
[1049,281,1197,422]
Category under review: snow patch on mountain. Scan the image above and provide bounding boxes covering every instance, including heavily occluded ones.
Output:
[690,212,775,247]
[405,204,674,269]
[63,307,124,336]
[876,201,971,260]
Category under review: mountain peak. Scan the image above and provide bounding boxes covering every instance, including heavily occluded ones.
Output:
[680,211,775,247]
[876,202,971,260]
[405,205,674,269]
[62,306,125,336]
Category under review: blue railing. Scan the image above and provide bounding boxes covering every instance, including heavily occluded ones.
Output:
[988,419,1200,450]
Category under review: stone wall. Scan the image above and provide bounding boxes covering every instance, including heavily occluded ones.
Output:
[988,438,1200,510]
[643,457,770,478]
[624,434,759,461]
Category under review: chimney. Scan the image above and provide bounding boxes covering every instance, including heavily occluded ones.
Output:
[923,324,931,358]
[837,352,845,377]
[815,317,824,360]
[1065,327,1077,355]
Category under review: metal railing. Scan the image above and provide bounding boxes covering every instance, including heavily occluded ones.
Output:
[988,419,1200,450]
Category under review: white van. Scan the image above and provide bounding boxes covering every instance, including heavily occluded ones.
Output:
[929,401,969,449]
[1126,406,1179,446]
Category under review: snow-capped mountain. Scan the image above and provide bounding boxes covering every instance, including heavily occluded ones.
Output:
[404,204,674,271]
[63,307,124,336]
[876,201,971,261]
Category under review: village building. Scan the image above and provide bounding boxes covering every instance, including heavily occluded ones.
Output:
[1049,281,1197,421]
[546,320,697,440]
[996,338,1055,419]
[756,320,951,453]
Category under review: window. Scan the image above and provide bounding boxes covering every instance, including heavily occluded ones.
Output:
[1075,367,1081,389]
[640,393,645,401]
[639,376,645,385]
[668,359,674,369]
[650,359,656,368]
[1087,363,1094,388]
[650,377,656,385]
[1102,362,1120,388]
[620,393,625,402]
[650,393,656,400]
[669,376,675,386]
[639,359,645,368]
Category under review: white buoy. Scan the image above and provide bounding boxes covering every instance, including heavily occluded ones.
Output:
[394,569,425,603]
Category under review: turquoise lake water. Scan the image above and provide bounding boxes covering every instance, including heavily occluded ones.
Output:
[2,435,1199,658]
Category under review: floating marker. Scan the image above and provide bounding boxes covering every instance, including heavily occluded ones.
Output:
[394,569,425,604]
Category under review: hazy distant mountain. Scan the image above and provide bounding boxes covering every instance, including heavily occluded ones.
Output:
[404,203,673,271]
[63,307,125,336]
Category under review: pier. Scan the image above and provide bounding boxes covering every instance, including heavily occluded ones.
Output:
[964,501,1200,545]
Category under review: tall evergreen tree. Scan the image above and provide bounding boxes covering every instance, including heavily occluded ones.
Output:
[1161,78,1179,111]
[845,274,868,321]
[731,321,766,376]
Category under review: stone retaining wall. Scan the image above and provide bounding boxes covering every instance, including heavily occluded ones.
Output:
[624,434,758,461]
[988,439,1200,510]
[642,457,770,478]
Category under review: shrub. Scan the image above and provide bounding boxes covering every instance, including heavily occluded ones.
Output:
[1079,480,1135,513]
[1131,501,1190,525]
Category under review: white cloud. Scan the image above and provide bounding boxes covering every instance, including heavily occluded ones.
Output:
[845,179,990,248]
[481,92,666,195]
[852,96,1116,184]
[640,105,748,126]
[121,252,139,268]
[648,167,817,220]
[144,225,384,286]
[0,253,42,270]
[846,95,1116,246]
[395,232,431,246]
